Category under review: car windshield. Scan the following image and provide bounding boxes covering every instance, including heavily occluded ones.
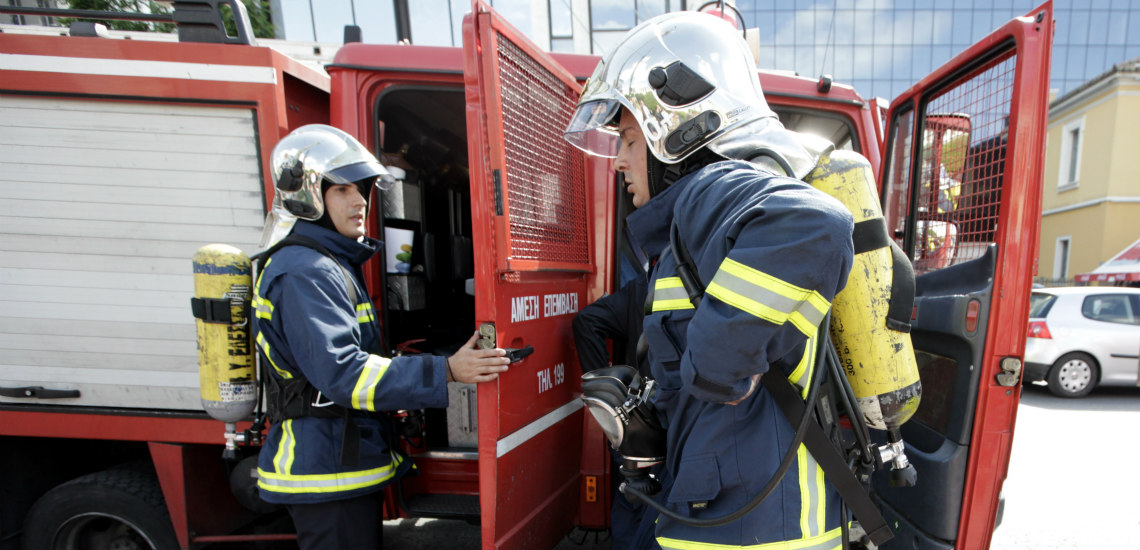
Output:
[1028,292,1056,318]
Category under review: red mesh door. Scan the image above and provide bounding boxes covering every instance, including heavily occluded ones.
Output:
[887,52,1018,275]
[463,4,596,550]
[876,4,1052,549]
[495,35,591,269]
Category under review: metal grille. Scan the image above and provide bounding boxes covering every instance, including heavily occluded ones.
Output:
[911,52,1016,274]
[495,32,590,267]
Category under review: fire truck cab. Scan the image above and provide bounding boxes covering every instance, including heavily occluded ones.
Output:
[0,1,1053,549]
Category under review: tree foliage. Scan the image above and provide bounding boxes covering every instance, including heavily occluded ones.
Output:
[63,0,275,38]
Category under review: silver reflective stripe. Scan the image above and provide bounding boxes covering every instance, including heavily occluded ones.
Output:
[708,265,826,330]
[257,454,404,494]
[274,419,295,474]
[799,445,825,538]
[652,277,694,311]
[254,295,273,320]
[496,398,583,457]
[259,466,394,490]
[351,355,390,410]
[658,524,842,550]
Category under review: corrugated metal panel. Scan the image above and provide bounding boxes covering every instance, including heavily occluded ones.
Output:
[0,95,264,410]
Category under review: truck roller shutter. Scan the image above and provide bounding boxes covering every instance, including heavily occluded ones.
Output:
[0,95,264,411]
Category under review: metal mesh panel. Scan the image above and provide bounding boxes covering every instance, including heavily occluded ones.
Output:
[495,33,590,267]
[912,52,1016,274]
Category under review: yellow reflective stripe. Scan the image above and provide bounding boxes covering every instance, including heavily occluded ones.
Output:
[788,334,817,399]
[351,355,391,411]
[706,258,830,338]
[356,302,375,323]
[797,444,826,538]
[653,277,694,312]
[658,525,842,550]
[256,332,292,380]
[257,452,404,494]
[273,419,296,475]
[253,295,274,320]
[253,260,274,320]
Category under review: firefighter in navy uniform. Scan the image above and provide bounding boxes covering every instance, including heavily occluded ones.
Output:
[565,13,855,550]
[252,125,510,549]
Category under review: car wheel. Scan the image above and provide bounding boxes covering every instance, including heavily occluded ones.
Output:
[1046,352,1099,398]
[22,464,179,550]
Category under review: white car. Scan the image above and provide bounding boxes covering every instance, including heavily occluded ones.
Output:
[1023,286,1140,397]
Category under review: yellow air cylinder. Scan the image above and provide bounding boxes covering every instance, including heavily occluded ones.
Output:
[192,244,257,423]
[807,151,921,431]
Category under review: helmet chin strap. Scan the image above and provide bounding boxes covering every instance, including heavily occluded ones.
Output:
[645,144,726,199]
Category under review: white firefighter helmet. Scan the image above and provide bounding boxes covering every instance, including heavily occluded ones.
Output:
[564,11,776,165]
[258,124,394,248]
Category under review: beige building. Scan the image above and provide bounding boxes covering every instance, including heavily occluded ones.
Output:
[1037,57,1140,284]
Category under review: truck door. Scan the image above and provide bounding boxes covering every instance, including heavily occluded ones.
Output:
[462,3,606,549]
[876,2,1053,549]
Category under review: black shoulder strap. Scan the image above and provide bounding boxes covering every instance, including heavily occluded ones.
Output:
[254,234,358,305]
[668,220,893,546]
[252,234,364,468]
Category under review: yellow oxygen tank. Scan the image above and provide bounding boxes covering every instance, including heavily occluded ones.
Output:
[192,244,257,426]
[807,151,921,434]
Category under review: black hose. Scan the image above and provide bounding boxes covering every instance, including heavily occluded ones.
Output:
[825,341,876,468]
[622,317,832,527]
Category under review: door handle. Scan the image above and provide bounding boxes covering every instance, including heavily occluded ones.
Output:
[0,386,81,399]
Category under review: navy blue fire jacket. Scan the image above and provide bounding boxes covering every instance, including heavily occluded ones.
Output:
[253,221,448,504]
[626,159,854,549]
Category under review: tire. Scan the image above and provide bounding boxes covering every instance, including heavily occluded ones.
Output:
[1046,352,1099,398]
[22,464,179,550]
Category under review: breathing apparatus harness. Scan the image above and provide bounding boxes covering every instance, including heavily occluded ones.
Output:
[249,234,392,468]
[582,218,894,548]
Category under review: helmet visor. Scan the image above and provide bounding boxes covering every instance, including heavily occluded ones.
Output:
[564,99,621,158]
[326,159,396,191]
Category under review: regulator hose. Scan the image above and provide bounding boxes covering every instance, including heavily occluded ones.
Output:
[621,318,831,527]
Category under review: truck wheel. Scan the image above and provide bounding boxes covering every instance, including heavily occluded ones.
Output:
[22,465,179,550]
[1046,352,1099,398]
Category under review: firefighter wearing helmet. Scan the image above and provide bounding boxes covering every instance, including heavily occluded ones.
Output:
[252,125,510,549]
[566,12,856,550]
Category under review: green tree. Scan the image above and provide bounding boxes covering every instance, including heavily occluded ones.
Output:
[63,0,173,32]
[220,0,275,39]
[63,0,275,39]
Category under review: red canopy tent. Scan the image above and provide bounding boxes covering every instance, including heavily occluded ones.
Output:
[1075,238,1140,283]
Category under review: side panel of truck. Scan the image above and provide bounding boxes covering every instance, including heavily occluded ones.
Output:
[0,31,329,548]
[0,96,263,410]
[0,35,329,414]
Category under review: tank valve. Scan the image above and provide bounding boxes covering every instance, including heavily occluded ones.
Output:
[877,429,917,487]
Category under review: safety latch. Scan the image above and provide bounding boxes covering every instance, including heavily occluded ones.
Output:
[995,357,1022,387]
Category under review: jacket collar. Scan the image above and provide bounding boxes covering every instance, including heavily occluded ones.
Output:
[625,177,687,261]
[292,221,380,267]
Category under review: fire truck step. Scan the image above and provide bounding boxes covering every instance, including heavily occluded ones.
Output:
[403,493,480,519]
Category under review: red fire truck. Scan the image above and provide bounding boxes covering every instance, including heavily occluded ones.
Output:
[0,1,1053,549]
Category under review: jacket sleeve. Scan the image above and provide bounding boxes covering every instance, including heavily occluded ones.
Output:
[275,262,449,412]
[679,179,854,404]
[573,278,645,373]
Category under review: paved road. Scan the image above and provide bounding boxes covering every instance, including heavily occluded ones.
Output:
[385,383,1140,550]
[989,383,1140,550]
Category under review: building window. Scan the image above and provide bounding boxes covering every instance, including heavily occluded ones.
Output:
[1053,236,1071,280]
[1057,117,1084,191]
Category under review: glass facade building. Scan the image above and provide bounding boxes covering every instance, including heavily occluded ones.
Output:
[267,0,1137,101]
